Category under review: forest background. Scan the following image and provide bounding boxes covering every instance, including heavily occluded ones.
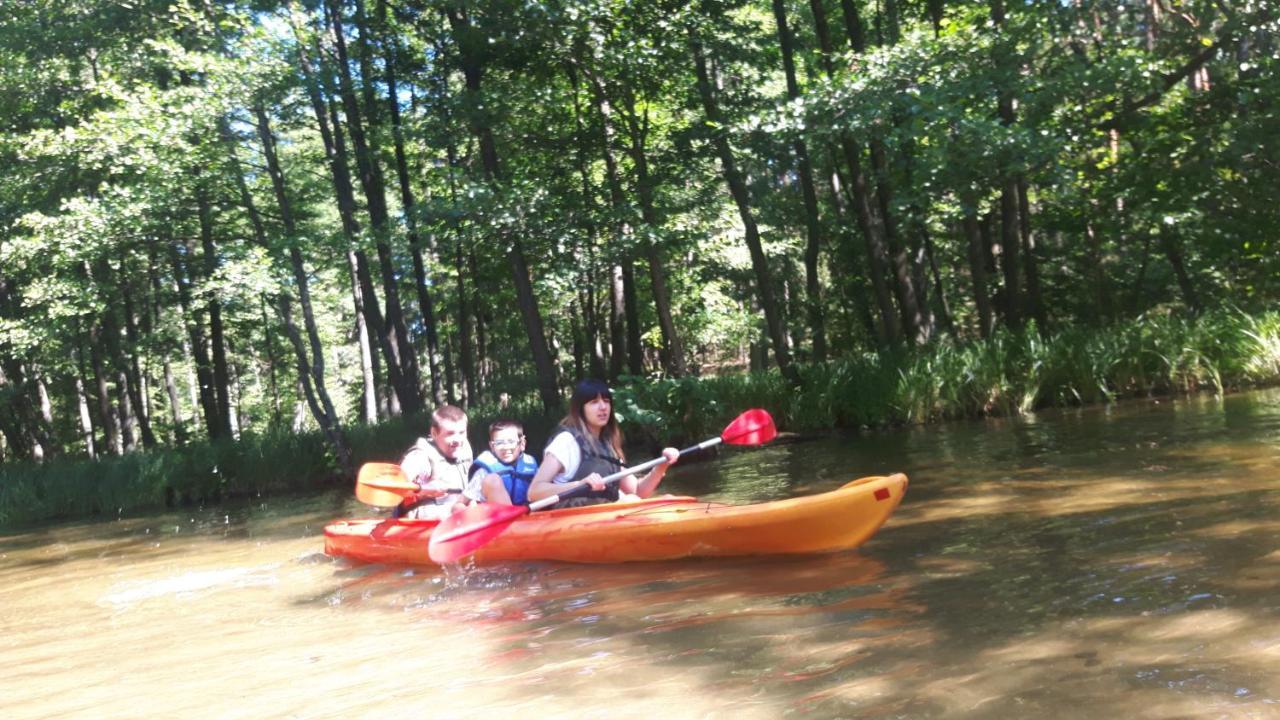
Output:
[1,0,1277,526]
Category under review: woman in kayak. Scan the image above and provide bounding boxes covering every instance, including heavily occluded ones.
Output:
[527,378,679,509]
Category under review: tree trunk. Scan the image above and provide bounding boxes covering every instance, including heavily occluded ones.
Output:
[622,263,644,376]
[691,37,797,382]
[347,251,379,423]
[923,230,955,336]
[608,264,627,381]
[285,43,378,418]
[470,252,490,399]
[566,63,608,382]
[194,188,234,439]
[454,240,476,405]
[817,0,899,344]
[992,0,1023,330]
[75,372,97,459]
[168,248,220,441]
[253,105,352,472]
[963,210,995,338]
[445,6,560,411]
[1159,228,1202,314]
[611,86,687,377]
[117,274,157,448]
[302,7,419,415]
[116,369,135,452]
[163,356,184,442]
[870,142,925,342]
[772,0,827,361]
[384,36,444,405]
[1017,178,1046,329]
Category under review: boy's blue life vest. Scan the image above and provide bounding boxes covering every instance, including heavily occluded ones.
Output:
[471,450,537,506]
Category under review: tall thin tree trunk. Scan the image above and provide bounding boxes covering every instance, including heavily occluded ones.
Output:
[117,275,157,448]
[772,0,827,360]
[445,7,560,410]
[348,252,379,423]
[325,0,423,415]
[610,86,687,377]
[195,188,234,439]
[163,356,184,442]
[116,369,135,452]
[923,231,955,335]
[691,37,796,382]
[294,6,407,417]
[454,240,476,405]
[253,105,352,472]
[608,264,627,381]
[622,263,644,376]
[75,372,96,459]
[817,0,899,344]
[167,246,218,442]
[384,37,443,406]
[1159,228,1202,314]
[1017,178,1046,329]
[992,0,1023,330]
[963,210,995,338]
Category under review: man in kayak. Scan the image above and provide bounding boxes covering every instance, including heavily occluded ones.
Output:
[463,420,538,506]
[527,379,678,509]
[395,405,473,520]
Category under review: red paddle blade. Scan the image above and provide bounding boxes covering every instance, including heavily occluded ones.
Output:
[428,502,530,563]
[721,408,776,446]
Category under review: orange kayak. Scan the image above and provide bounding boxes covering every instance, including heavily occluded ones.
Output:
[324,474,907,565]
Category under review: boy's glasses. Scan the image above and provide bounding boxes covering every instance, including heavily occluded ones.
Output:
[491,438,522,448]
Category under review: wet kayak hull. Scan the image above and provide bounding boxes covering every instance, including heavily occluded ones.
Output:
[324,473,908,565]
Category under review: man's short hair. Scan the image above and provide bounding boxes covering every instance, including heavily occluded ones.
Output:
[431,404,467,430]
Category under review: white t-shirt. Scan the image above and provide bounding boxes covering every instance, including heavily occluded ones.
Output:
[544,431,582,484]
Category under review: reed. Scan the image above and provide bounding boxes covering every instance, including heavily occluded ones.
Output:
[613,308,1280,442]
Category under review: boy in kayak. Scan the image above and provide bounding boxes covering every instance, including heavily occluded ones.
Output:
[395,405,473,520]
[463,420,538,506]
[527,379,678,509]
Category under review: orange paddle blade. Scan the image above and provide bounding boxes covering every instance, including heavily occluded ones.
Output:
[428,502,529,563]
[355,462,416,507]
[722,408,776,446]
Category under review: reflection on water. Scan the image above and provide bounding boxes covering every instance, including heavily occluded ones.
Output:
[3,389,1280,718]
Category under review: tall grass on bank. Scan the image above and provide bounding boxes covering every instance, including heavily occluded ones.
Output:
[0,397,562,529]
[618,308,1280,442]
[3,309,1278,529]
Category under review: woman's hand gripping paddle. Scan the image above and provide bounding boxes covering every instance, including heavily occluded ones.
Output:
[355,462,460,507]
[427,408,777,563]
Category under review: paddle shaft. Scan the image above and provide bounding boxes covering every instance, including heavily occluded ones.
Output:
[527,436,723,511]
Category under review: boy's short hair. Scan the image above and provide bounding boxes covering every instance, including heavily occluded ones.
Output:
[489,419,524,437]
[431,404,467,430]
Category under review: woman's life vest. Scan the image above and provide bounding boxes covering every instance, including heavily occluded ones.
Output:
[556,425,624,505]
[470,450,537,506]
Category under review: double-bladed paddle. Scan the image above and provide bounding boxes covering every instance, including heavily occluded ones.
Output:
[355,462,460,507]
[427,408,777,563]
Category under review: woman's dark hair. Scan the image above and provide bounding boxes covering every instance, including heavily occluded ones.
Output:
[561,379,625,461]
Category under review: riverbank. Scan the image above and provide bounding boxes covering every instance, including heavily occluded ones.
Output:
[2,308,1276,529]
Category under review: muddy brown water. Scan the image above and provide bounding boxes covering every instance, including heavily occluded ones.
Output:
[4,389,1280,718]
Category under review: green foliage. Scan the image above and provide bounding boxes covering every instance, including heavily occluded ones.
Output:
[609,309,1280,447]
[0,430,335,528]
[1,0,1279,525]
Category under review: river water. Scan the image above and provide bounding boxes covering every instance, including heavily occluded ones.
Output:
[4,389,1280,719]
